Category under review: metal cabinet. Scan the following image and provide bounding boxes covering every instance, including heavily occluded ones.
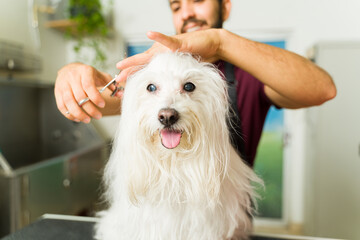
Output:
[0,80,108,237]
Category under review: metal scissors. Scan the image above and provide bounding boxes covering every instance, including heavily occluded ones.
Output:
[78,75,122,107]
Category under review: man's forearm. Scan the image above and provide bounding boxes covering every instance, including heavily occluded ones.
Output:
[218,29,336,108]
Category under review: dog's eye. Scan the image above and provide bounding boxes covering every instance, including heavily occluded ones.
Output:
[183,82,196,92]
[147,84,157,92]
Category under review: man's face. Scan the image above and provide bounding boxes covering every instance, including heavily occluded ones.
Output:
[169,0,223,34]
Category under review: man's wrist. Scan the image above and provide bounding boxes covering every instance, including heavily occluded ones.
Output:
[217,28,231,62]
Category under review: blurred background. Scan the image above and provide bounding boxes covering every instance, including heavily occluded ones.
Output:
[0,0,359,239]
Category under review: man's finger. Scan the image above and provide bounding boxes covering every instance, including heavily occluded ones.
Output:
[116,52,151,70]
[147,31,180,51]
[55,88,77,121]
[116,66,138,83]
[116,32,176,70]
[81,74,107,108]
[63,90,91,123]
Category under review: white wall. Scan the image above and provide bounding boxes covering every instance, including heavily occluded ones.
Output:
[0,1,34,49]
[0,0,68,82]
[112,0,360,54]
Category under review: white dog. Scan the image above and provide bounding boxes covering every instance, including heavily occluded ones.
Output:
[95,52,262,240]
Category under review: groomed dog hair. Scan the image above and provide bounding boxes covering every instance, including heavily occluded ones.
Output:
[95,52,262,240]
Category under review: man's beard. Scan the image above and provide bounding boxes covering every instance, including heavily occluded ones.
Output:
[180,8,223,34]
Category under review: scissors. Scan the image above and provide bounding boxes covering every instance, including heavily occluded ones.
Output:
[78,75,123,107]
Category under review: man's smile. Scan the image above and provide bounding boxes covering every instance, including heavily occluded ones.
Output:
[181,19,207,33]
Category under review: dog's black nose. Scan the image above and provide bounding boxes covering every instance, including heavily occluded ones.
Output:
[158,108,179,126]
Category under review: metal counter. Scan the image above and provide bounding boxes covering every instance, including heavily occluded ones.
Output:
[1,215,342,240]
[0,78,109,237]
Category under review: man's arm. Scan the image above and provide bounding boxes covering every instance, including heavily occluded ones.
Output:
[218,29,336,108]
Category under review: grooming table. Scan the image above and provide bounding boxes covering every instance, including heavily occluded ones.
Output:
[1,214,339,240]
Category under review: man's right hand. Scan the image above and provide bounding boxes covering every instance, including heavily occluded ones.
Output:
[54,62,114,123]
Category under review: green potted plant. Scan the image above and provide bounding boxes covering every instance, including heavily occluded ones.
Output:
[66,0,110,68]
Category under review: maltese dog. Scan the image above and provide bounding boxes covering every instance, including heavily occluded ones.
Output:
[95,52,262,240]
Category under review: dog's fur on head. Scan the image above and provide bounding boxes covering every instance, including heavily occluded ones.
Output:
[95,52,262,240]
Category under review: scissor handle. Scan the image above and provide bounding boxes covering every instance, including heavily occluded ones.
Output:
[77,75,118,107]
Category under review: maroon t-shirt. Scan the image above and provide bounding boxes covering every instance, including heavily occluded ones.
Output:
[218,61,274,167]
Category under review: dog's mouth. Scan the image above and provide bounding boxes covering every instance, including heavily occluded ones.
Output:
[159,128,183,149]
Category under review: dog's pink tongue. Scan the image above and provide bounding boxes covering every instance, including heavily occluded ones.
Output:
[160,129,182,149]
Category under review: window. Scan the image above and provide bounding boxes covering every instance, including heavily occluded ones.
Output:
[254,40,285,220]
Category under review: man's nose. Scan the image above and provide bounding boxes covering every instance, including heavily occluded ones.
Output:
[181,1,195,20]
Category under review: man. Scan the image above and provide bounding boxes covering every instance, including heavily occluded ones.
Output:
[55,0,336,166]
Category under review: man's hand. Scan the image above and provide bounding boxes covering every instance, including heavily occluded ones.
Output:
[115,29,223,83]
[55,62,115,123]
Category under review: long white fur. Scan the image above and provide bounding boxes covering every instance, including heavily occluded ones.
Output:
[95,52,262,240]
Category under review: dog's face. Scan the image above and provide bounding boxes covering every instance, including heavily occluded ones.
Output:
[121,52,229,154]
[113,52,240,205]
